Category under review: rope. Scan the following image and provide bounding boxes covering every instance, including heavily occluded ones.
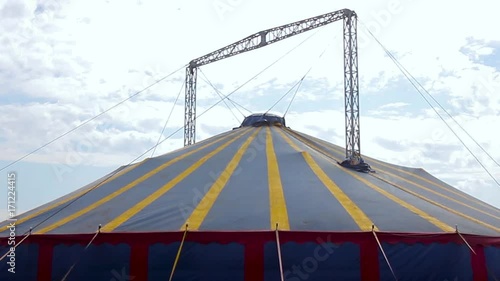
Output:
[229,100,253,115]
[169,224,188,281]
[199,68,248,117]
[60,225,101,281]
[0,64,187,173]
[199,69,242,122]
[366,30,500,169]
[455,225,476,254]
[275,223,285,281]
[359,19,500,188]
[283,79,304,117]
[266,39,331,116]
[232,101,253,115]
[265,80,302,114]
[372,225,398,281]
[0,227,32,262]
[456,226,499,281]
[151,81,185,157]
[283,43,331,117]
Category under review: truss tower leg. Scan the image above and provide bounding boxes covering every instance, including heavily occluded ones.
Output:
[184,66,197,146]
[343,11,360,159]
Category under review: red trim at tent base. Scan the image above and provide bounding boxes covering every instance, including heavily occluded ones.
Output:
[1,231,499,281]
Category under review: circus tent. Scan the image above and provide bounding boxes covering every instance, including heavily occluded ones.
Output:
[1,125,500,280]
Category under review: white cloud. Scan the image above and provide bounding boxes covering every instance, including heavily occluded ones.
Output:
[379,102,409,109]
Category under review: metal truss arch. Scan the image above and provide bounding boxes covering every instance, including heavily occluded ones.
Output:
[184,8,361,159]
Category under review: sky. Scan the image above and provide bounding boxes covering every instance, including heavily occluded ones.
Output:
[0,0,500,220]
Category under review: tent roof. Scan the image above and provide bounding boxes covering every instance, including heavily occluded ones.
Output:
[2,126,499,236]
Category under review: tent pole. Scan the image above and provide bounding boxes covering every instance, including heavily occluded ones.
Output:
[372,225,398,281]
[61,225,101,281]
[0,227,32,262]
[169,224,189,281]
[455,225,476,254]
[456,226,498,281]
[275,223,285,281]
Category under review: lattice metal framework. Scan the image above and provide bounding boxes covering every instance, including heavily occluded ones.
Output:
[343,11,360,158]
[184,9,360,158]
[184,66,197,146]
